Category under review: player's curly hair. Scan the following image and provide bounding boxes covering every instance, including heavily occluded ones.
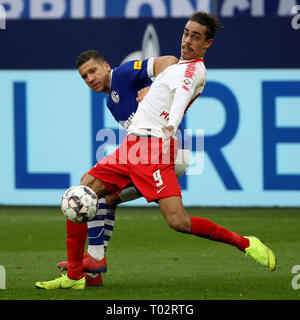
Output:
[189,12,224,40]
[76,50,105,68]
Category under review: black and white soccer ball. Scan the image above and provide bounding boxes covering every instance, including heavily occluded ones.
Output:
[61,185,98,223]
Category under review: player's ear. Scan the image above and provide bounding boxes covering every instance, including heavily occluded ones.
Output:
[103,61,111,72]
[204,38,213,50]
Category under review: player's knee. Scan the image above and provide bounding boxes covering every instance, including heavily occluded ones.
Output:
[80,171,88,184]
[167,214,190,233]
[81,173,107,198]
[81,173,93,187]
[105,193,121,208]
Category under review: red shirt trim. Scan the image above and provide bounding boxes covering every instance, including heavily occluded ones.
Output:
[179,58,204,65]
[184,93,201,116]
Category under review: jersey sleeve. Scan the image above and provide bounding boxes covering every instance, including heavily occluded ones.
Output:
[168,61,205,92]
[168,64,206,132]
[117,58,155,83]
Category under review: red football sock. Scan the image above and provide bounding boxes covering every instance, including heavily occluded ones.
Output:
[66,219,87,280]
[190,216,249,252]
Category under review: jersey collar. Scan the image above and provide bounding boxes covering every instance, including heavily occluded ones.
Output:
[108,69,113,92]
[178,58,204,64]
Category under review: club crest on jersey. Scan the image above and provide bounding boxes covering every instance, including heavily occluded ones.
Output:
[111,90,120,103]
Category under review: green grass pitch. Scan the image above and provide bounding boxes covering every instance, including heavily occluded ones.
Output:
[0,206,300,300]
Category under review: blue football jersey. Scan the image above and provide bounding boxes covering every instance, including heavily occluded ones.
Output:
[106,59,187,148]
[106,59,152,128]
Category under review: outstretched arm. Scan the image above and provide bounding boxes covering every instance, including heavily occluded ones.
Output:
[153,56,178,77]
[136,86,150,102]
[136,56,178,102]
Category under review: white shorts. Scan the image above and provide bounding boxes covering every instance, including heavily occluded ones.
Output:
[174,148,190,178]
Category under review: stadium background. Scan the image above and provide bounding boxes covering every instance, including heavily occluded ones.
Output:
[0,0,300,207]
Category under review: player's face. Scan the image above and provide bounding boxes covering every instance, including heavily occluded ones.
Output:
[78,59,111,93]
[181,21,213,60]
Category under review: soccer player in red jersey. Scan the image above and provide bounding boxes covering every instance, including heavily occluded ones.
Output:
[36,12,276,290]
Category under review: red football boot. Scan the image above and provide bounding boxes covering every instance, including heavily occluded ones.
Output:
[57,253,107,274]
[85,273,103,287]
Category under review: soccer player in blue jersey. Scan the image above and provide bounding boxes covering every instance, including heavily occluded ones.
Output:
[56,50,187,286]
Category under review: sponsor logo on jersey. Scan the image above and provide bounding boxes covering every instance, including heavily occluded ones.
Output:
[182,77,194,92]
[111,90,120,103]
[160,111,169,121]
[133,60,142,70]
[157,186,166,193]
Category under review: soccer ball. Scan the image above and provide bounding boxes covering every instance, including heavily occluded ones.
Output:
[61,185,98,223]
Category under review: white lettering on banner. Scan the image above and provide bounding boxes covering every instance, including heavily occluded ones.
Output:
[278,0,298,16]
[251,0,264,17]
[70,0,85,19]
[171,0,194,17]
[195,0,210,13]
[220,0,300,17]
[91,0,105,18]
[0,0,23,18]
[125,0,166,18]
[1,0,297,18]
[220,0,250,17]
[30,0,66,19]
[220,0,297,17]
[0,4,5,29]
[0,70,300,206]
[170,0,210,17]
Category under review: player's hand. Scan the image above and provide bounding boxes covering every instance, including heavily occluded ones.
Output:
[136,86,150,102]
[162,125,174,154]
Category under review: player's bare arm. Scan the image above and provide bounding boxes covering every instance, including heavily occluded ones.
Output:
[135,56,178,102]
[162,125,175,154]
[153,55,178,77]
[136,86,150,102]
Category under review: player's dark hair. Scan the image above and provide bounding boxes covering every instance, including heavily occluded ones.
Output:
[76,50,105,68]
[189,12,224,39]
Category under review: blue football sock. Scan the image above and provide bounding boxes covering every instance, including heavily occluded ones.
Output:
[104,206,116,253]
[87,198,106,260]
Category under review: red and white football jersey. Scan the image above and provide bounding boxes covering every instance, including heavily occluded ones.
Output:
[127,58,206,138]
